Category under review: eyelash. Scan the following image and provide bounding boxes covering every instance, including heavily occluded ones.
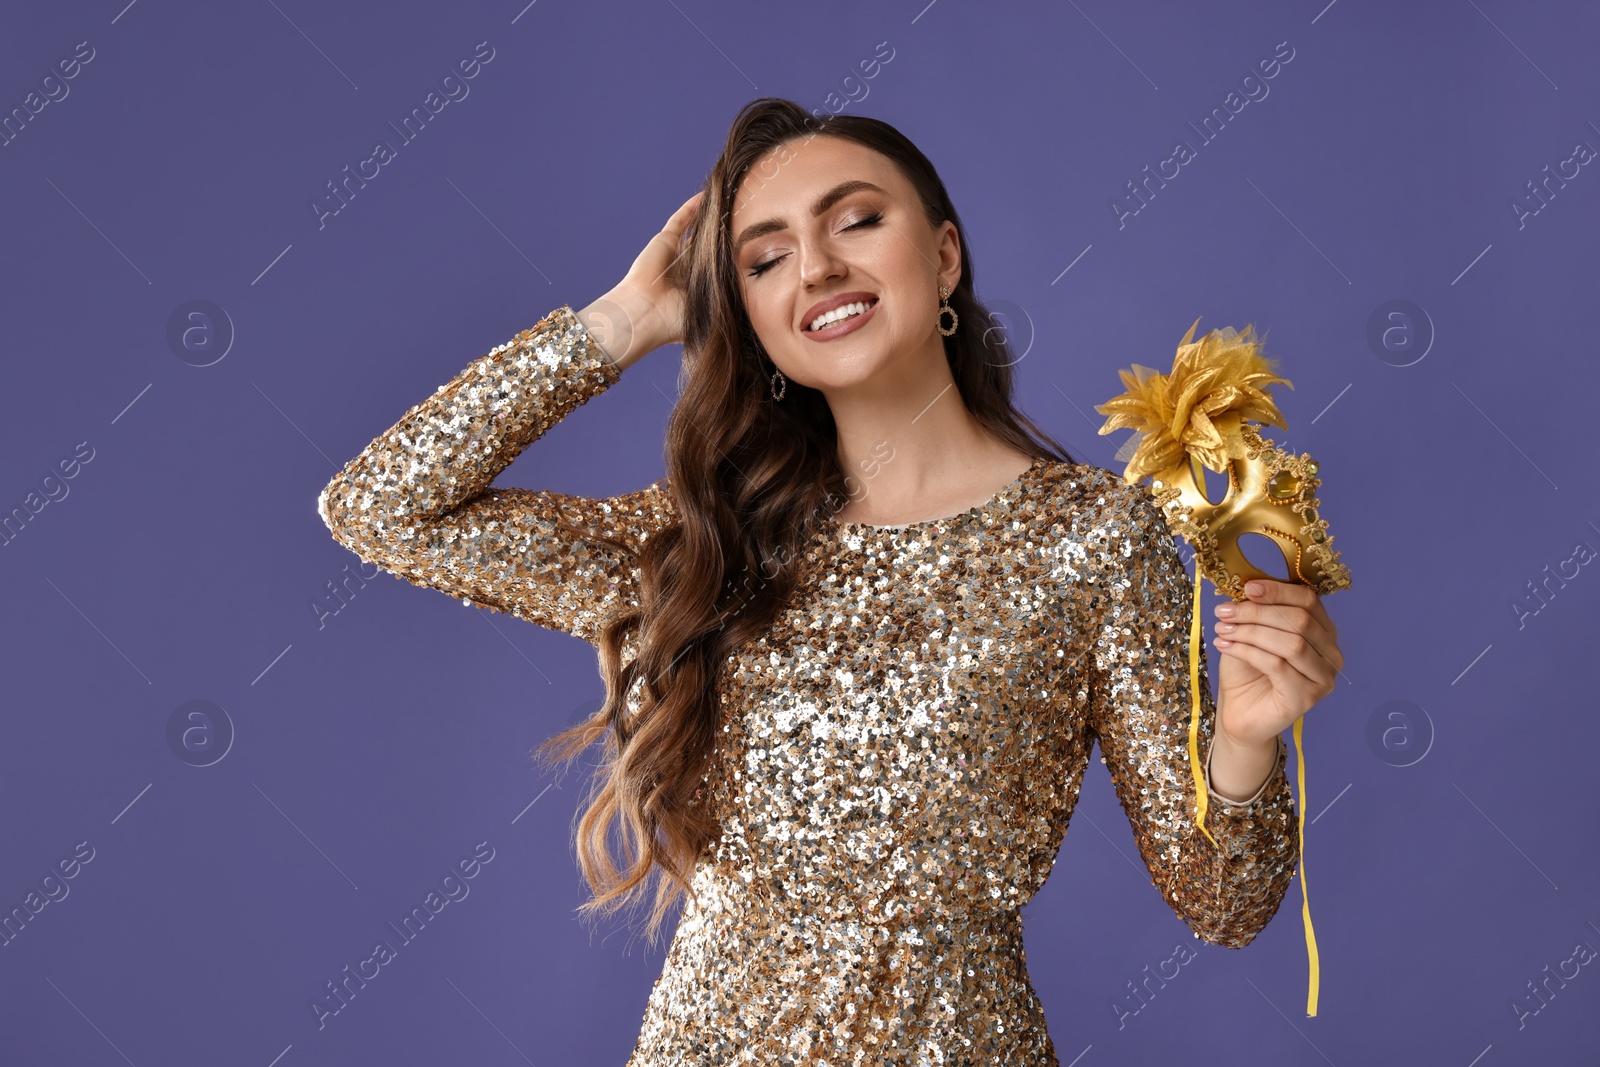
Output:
[747,212,883,278]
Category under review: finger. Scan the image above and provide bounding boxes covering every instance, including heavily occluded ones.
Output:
[1300,589,1337,638]
[1226,600,1317,636]
[1244,578,1315,609]
[664,191,705,240]
[1225,602,1338,663]
[1234,585,1341,670]
[1215,623,1338,690]
[1214,637,1330,714]
[1213,637,1325,706]
[1247,577,1337,639]
[1226,611,1344,676]
[1219,599,1339,664]
[646,194,706,290]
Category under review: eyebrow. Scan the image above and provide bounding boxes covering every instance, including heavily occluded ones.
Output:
[732,179,888,255]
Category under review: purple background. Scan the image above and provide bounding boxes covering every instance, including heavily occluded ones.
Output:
[3,1,1597,1064]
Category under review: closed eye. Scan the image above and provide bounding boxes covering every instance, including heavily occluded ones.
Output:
[747,212,883,278]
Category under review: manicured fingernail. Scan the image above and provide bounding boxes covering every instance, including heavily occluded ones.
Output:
[1215,603,1236,618]
[1216,621,1237,633]
[1246,581,1266,597]
[1215,636,1233,647]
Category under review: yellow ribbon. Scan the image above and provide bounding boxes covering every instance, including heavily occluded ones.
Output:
[1187,563,1218,851]
[1185,461,1319,1016]
[1295,714,1319,1016]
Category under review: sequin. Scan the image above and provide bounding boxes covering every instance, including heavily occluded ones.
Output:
[318,305,1300,1065]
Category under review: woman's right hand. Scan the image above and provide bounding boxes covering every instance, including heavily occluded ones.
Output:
[578,191,704,369]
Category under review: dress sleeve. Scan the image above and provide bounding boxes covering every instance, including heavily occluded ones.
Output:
[1085,478,1299,949]
[316,303,676,646]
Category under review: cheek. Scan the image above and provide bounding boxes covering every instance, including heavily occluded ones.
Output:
[881,249,929,305]
[746,289,781,334]
[741,291,789,352]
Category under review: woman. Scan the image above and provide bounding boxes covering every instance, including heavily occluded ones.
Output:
[318,97,1342,1064]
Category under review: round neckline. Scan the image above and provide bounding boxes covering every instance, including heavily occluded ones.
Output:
[823,455,1045,533]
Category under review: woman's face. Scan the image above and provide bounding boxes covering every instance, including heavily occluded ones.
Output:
[729,135,960,394]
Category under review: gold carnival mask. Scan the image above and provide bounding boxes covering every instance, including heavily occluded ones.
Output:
[1095,318,1351,600]
[1095,318,1351,1019]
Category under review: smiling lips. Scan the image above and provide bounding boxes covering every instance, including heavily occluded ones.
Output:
[801,295,880,340]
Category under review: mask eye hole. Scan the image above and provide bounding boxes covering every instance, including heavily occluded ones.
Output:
[1237,531,1294,582]
[1191,459,1231,505]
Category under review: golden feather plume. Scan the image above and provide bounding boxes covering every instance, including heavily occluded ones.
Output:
[1095,317,1293,483]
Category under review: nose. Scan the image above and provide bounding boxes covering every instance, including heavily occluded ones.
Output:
[798,237,845,289]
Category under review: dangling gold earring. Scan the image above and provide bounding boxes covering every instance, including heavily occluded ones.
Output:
[770,367,786,400]
[937,282,959,337]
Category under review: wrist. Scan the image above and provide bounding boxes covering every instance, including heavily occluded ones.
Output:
[1213,721,1281,764]
[577,286,662,370]
[1207,729,1282,804]
[1214,698,1283,752]
[579,289,646,374]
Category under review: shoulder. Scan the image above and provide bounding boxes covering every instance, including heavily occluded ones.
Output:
[1027,459,1183,596]
[1031,459,1169,540]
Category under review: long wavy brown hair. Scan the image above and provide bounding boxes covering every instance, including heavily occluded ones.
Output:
[536,97,1077,944]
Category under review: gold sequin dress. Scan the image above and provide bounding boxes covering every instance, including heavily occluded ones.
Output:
[318,304,1300,1066]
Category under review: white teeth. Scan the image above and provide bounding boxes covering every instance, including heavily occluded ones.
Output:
[807,300,873,332]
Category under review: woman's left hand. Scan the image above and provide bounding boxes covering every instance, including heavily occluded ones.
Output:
[1212,578,1343,746]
